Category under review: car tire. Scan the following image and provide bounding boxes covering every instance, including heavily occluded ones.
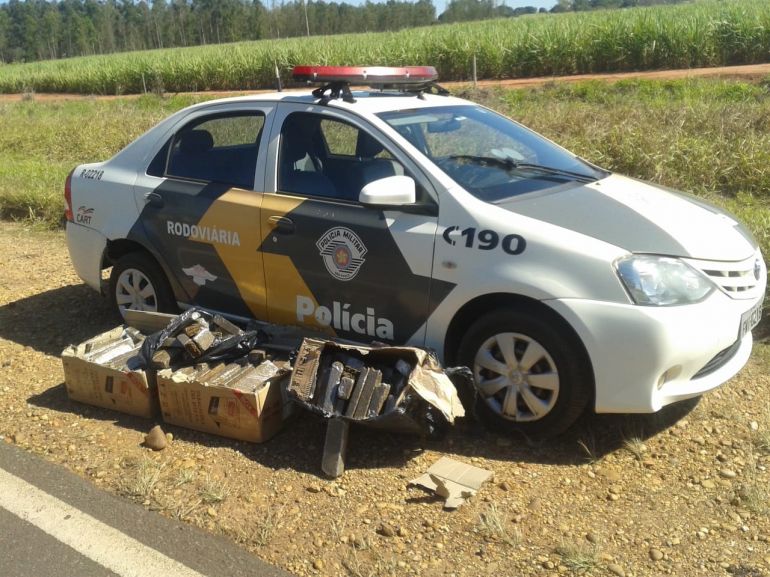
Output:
[109,252,177,320]
[457,307,591,439]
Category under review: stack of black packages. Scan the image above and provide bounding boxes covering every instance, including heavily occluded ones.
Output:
[138,308,265,370]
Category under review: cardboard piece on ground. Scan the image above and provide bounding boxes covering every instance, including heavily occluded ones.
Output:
[157,361,286,443]
[123,309,177,335]
[409,457,493,509]
[61,326,158,418]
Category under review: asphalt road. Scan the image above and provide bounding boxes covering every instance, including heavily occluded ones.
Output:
[0,442,291,577]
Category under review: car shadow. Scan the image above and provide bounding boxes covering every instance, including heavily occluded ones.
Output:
[0,284,117,356]
[446,397,701,466]
[13,282,699,475]
[28,383,418,476]
[27,380,700,478]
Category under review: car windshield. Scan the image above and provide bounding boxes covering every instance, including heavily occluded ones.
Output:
[377,105,607,202]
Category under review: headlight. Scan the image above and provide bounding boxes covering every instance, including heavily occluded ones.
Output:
[615,255,715,306]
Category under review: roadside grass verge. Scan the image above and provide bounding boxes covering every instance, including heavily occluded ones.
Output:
[0,94,211,227]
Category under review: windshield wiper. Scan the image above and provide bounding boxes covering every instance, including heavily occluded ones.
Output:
[445,155,598,182]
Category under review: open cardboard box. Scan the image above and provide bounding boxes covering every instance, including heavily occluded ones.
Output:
[61,326,158,418]
[156,361,288,443]
[289,338,464,433]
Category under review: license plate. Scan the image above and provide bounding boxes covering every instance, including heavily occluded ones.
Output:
[738,301,763,341]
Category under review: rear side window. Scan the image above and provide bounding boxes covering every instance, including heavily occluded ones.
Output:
[200,115,264,148]
[160,112,265,189]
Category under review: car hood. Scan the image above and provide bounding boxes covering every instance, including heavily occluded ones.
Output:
[497,174,757,261]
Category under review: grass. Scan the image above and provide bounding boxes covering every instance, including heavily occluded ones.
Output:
[477,504,520,546]
[198,475,230,504]
[751,405,770,455]
[342,549,373,577]
[622,436,647,461]
[169,496,203,521]
[555,541,600,574]
[342,548,399,577]
[577,431,602,464]
[739,478,769,517]
[173,467,196,487]
[733,447,770,517]
[251,505,283,546]
[118,456,166,501]
[0,0,768,95]
[0,94,211,226]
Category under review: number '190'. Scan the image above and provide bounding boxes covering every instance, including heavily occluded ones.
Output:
[442,226,526,255]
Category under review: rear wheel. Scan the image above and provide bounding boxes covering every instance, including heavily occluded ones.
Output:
[457,307,591,439]
[109,252,176,320]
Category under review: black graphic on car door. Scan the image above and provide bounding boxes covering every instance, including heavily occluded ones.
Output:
[258,108,454,344]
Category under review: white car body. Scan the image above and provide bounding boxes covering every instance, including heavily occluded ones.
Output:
[65,84,766,435]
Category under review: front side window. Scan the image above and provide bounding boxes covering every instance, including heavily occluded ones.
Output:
[378,105,607,202]
[163,112,265,189]
[278,112,405,202]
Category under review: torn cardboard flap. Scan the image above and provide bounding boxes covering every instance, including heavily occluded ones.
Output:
[410,457,493,509]
[409,363,466,423]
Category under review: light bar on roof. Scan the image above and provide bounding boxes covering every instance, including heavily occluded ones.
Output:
[292,65,438,85]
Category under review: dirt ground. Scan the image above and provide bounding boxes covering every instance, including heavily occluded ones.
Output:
[1,62,769,102]
[1,221,769,577]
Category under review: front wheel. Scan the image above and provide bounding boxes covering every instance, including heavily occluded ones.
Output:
[109,252,177,321]
[457,308,591,439]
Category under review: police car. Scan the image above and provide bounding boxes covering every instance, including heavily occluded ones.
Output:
[65,65,766,437]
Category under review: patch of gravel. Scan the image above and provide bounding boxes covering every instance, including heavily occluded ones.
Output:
[1,222,769,577]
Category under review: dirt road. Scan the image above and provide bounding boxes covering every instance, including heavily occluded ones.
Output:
[2,62,769,102]
[1,222,769,577]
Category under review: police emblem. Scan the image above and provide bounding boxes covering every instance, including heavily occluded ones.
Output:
[316,227,367,281]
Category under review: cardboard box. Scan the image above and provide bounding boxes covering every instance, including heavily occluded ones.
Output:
[288,338,465,434]
[157,361,286,443]
[61,326,158,418]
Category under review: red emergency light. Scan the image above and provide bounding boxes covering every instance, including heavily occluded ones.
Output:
[292,65,438,85]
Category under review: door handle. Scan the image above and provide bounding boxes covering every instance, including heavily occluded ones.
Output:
[268,215,295,234]
[144,192,164,208]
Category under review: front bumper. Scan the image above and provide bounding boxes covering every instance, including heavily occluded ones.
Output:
[548,289,764,414]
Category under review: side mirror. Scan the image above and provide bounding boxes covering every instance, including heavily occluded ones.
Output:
[359,175,416,206]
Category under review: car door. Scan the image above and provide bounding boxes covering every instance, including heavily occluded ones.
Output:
[258,103,447,346]
[131,104,275,320]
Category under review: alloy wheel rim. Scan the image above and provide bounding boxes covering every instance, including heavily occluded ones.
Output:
[115,268,158,315]
[473,332,559,422]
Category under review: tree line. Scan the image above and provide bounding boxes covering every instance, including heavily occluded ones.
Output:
[0,0,692,64]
